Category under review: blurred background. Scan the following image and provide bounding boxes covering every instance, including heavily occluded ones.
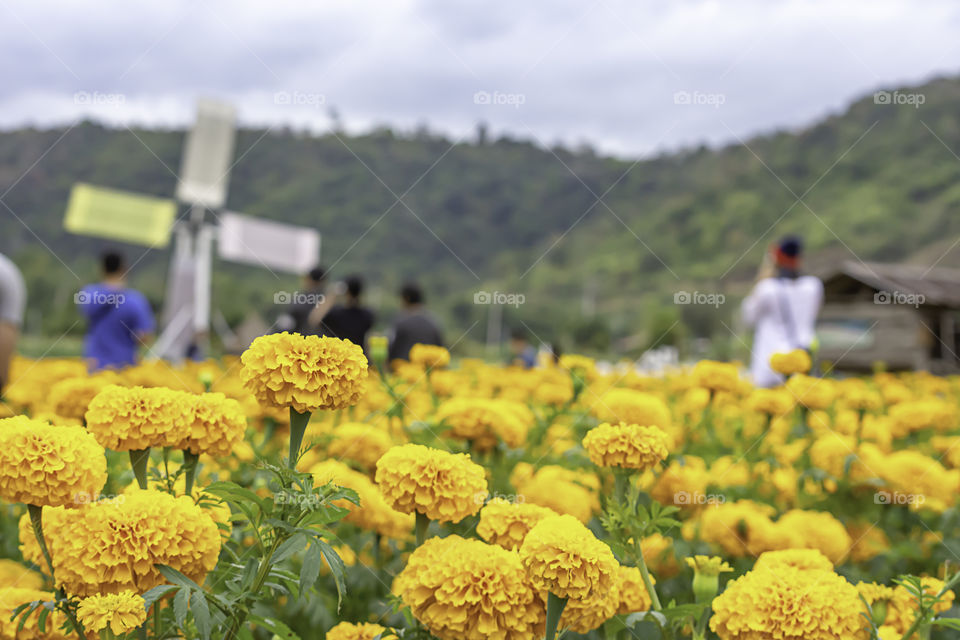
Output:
[2,0,960,367]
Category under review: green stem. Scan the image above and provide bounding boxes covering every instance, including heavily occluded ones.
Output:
[613,469,629,506]
[129,449,150,490]
[636,550,663,612]
[224,536,284,640]
[544,592,568,640]
[182,449,200,495]
[415,512,430,547]
[28,504,55,580]
[288,408,311,469]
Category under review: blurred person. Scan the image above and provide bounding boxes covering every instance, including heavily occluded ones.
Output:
[0,253,25,394]
[78,251,155,371]
[508,328,537,369]
[320,274,374,356]
[276,265,330,335]
[388,282,443,362]
[741,236,823,388]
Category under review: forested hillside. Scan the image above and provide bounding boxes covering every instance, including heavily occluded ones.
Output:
[2,75,960,355]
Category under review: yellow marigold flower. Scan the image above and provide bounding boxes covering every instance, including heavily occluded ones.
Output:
[591,389,671,431]
[76,590,147,636]
[394,536,545,640]
[559,354,595,376]
[47,490,221,596]
[769,349,811,376]
[745,387,795,416]
[884,577,954,635]
[700,500,784,557]
[0,587,69,640]
[326,422,395,471]
[18,506,68,569]
[753,548,833,573]
[560,575,621,634]
[774,510,851,565]
[477,498,557,550]
[785,374,835,410]
[326,621,396,640]
[0,417,107,507]
[408,343,450,368]
[648,456,709,509]
[518,514,618,600]
[240,332,368,413]
[435,397,531,450]
[177,392,247,457]
[878,450,957,512]
[641,534,680,578]
[889,400,955,437]
[85,385,191,451]
[313,459,414,539]
[582,422,669,471]
[617,565,654,614]
[0,559,44,590]
[686,555,733,576]
[710,564,869,640]
[692,360,740,393]
[515,466,599,523]
[47,372,121,420]
[375,444,487,523]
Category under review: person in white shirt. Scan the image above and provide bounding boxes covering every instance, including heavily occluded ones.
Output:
[741,236,823,388]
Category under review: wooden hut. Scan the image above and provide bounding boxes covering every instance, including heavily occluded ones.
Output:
[817,261,960,373]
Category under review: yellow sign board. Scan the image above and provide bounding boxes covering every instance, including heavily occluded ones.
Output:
[64,183,177,247]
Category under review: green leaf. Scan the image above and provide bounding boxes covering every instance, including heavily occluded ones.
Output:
[625,610,668,628]
[190,590,212,640]
[933,618,960,630]
[317,539,347,610]
[36,607,48,633]
[173,588,189,628]
[299,543,323,597]
[250,615,302,640]
[271,533,308,564]
[205,481,270,513]
[142,585,178,610]
[156,564,205,591]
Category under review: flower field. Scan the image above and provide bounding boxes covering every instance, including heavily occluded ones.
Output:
[2,336,960,639]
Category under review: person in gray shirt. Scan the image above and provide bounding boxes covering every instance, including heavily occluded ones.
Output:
[0,253,26,394]
[388,283,443,362]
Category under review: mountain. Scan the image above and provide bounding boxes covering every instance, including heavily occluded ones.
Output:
[3,74,960,356]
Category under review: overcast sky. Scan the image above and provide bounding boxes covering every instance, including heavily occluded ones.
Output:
[1,0,959,157]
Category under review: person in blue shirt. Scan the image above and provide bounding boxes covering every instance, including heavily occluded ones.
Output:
[77,251,155,371]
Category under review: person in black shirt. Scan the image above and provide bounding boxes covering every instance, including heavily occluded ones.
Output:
[388,283,443,362]
[320,275,374,356]
[276,266,329,335]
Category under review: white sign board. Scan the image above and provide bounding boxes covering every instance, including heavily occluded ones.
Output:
[218,212,320,274]
[176,99,236,209]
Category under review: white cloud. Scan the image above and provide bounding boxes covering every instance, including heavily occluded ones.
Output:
[0,0,958,156]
